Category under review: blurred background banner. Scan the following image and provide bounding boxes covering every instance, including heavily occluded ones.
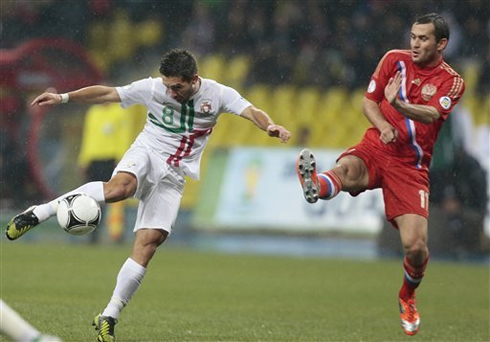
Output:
[194,147,385,233]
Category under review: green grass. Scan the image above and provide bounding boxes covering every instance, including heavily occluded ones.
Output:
[0,242,488,341]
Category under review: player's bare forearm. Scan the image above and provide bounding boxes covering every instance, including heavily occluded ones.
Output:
[392,100,440,124]
[362,97,398,144]
[362,97,392,131]
[241,106,273,130]
[31,86,120,106]
[67,86,120,104]
[240,106,291,143]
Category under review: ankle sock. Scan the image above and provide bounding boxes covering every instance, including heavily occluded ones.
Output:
[317,170,342,199]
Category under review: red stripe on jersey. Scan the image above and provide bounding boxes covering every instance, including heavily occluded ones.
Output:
[179,128,213,161]
[166,128,213,167]
[167,137,187,167]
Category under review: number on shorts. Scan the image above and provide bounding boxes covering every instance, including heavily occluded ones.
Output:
[419,189,429,209]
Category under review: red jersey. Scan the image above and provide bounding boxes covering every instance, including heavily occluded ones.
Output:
[363,49,465,170]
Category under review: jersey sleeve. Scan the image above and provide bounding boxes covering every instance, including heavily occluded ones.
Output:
[427,75,465,120]
[219,84,252,115]
[116,77,154,109]
[365,51,396,103]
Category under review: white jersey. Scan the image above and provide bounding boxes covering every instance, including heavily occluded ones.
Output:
[116,77,251,179]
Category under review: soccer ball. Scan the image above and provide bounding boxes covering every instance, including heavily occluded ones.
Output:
[57,193,101,235]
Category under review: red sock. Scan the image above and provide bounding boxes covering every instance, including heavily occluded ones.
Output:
[399,255,429,300]
[317,171,342,199]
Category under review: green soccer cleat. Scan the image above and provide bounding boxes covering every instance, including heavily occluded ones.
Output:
[93,313,117,342]
[5,206,40,240]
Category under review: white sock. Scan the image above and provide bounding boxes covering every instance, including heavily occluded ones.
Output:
[0,299,41,341]
[33,181,105,222]
[102,258,147,319]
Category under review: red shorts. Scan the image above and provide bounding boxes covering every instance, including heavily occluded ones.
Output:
[338,141,430,227]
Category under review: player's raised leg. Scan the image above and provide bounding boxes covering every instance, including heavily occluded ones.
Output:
[6,181,106,240]
[6,172,136,240]
[0,299,61,342]
[296,149,344,204]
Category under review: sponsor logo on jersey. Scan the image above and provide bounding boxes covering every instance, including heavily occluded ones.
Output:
[367,80,376,93]
[439,96,451,110]
[200,100,213,115]
[421,83,437,101]
[412,78,421,86]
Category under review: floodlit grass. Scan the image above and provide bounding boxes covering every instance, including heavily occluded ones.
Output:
[0,242,488,341]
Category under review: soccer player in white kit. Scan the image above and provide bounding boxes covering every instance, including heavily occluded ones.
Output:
[6,49,291,341]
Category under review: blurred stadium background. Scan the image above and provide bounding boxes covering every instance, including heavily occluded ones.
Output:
[1,1,489,258]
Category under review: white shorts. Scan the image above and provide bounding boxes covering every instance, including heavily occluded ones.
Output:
[113,139,185,233]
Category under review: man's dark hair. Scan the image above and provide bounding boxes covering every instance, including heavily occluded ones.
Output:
[159,49,198,82]
[415,13,450,42]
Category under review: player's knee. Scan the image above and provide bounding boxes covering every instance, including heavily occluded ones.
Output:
[404,239,428,264]
[104,174,137,202]
[335,158,367,190]
[132,231,167,266]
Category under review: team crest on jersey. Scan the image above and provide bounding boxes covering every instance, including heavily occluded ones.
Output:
[439,96,452,110]
[367,80,376,93]
[421,83,437,101]
[200,100,213,115]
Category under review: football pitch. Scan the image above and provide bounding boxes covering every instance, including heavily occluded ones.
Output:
[1,242,488,341]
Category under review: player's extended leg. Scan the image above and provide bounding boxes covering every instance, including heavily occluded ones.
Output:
[296,149,369,203]
[395,214,429,336]
[5,172,136,240]
[94,229,168,342]
[0,299,61,342]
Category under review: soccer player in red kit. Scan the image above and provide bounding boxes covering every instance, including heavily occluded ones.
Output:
[297,13,465,336]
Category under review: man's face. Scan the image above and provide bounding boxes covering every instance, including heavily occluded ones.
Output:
[410,23,446,67]
[161,75,198,103]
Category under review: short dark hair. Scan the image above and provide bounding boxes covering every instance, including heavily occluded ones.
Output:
[159,49,198,82]
[414,13,450,42]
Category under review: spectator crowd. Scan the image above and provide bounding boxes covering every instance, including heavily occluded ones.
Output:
[2,0,489,91]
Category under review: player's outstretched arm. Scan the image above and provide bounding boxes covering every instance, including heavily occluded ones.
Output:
[31,85,121,107]
[240,105,291,143]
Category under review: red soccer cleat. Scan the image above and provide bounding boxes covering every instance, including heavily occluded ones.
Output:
[399,294,421,336]
[296,149,319,203]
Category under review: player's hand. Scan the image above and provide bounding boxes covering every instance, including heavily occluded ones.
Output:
[267,124,291,143]
[379,124,398,144]
[31,92,62,106]
[384,71,402,105]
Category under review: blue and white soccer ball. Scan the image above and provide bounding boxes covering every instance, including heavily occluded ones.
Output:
[57,193,101,235]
